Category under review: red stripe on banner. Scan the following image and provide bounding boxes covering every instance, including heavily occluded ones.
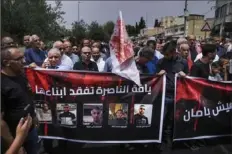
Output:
[44,122,48,136]
[130,95,135,124]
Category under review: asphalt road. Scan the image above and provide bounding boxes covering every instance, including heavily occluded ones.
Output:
[39,137,232,154]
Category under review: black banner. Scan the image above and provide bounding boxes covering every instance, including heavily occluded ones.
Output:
[26,68,166,143]
[174,76,232,140]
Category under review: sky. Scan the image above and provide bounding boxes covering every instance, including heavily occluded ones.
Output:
[47,1,215,29]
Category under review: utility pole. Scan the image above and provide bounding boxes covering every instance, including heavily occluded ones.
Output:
[184,0,188,37]
[77,1,80,22]
[145,12,148,28]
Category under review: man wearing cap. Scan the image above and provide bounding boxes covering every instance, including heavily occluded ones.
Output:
[134,105,148,126]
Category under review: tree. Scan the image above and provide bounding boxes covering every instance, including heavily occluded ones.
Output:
[87,21,104,41]
[126,25,136,36]
[138,17,146,30]
[1,0,66,43]
[135,22,139,34]
[71,19,87,44]
[154,19,159,27]
[103,21,115,41]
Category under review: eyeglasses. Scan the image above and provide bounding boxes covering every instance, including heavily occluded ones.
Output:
[11,56,25,62]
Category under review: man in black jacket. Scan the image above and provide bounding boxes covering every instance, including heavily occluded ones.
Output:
[156,40,188,150]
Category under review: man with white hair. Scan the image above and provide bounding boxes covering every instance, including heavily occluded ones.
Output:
[177,37,188,52]
[44,41,73,69]
[24,34,46,66]
[42,48,72,70]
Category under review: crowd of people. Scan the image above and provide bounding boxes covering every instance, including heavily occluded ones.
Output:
[1,34,232,154]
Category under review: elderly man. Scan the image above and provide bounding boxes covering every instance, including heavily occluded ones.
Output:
[91,47,105,72]
[92,41,108,60]
[73,46,98,71]
[1,46,38,154]
[1,36,14,48]
[24,34,46,66]
[64,41,79,64]
[43,41,73,70]
[187,35,198,62]
[177,37,188,52]
[42,48,72,70]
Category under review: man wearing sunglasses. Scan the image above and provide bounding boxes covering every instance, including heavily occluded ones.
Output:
[73,46,99,71]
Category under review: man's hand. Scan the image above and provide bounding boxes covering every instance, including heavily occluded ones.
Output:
[18,147,26,154]
[33,117,39,128]
[42,61,50,68]
[29,62,37,68]
[157,70,166,76]
[16,115,32,141]
[178,71,186,77]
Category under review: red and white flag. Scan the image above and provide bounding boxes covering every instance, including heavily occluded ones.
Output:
[109,11,141,86]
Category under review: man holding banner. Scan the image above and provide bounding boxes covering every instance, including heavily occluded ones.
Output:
[156,40,189,151]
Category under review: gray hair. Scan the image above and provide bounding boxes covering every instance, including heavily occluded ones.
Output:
[53,41,63,48]
[48,48,61,56]
[177,37,187,45]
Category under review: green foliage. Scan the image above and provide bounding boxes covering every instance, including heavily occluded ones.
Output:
[2,0,146,43]
[87,21,105,41]
[71,19,88,43]
[1,0,66,43]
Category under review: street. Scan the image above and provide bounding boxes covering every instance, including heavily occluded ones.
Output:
[39,137,232,154]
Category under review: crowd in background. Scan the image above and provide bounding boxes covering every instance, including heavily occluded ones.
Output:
[1,34,232,154]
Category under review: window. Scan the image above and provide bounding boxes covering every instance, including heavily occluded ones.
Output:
[180,27,185,31]
[215,8,219,18]
[229,2,232,15]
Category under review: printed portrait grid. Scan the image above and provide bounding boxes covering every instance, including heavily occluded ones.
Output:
[36,100,153,128]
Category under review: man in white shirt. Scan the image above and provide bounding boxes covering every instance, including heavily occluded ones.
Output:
[63,41,79,64]
[91,47,105,72]
[44,41,73,69]
[42,48,72,70]
[194,52,219,63]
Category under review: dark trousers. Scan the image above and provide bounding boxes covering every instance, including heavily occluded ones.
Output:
[162,96,174,148]
[24,128,39,154]
[43,139,53,153]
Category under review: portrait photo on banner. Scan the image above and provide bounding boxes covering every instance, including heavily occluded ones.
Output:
[35,100,52,123]
[134,104,153,127]
[83,103,103,128]
[108,103,128,128]
[56,103,77,128]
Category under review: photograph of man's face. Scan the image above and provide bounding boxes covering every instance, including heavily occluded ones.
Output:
[56,103,77,127]
[134,104,153,126]
[43,103,49,112]
[35,101,52,123]
[91,107,102,123]
[108,103,128,126]
[139,106,145,115]
[83,104,103,126]
[64,105,70,112]
[116,110,123,119]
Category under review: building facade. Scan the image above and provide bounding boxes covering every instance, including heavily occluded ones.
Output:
[163,14,211,39]
[213,0,232,37]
